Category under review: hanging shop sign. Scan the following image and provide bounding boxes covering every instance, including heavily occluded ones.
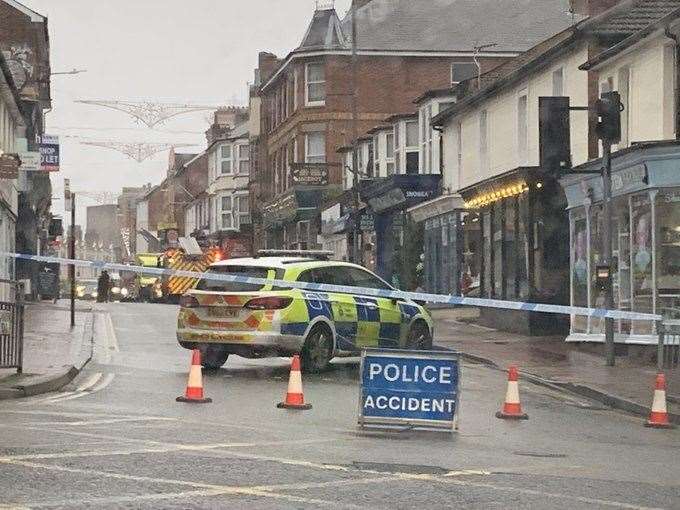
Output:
[0,153,20,179]
[360,212,374,232]
[18,151,40,171]
[291,163,329,186]
[39,135,60,172]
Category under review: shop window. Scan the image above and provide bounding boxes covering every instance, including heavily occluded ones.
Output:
[656,190,680,321]
[483,211,492,298]
[305,63,325,106]
[572,211,588,334]
[493,201,504,298]
[518,194,530,299]
[366,141,374,177]
[461,212,481,296]
[631,194,653,334]
[505,197,517,299]
[297,220,311,250]
[606,199,632,334]
[590,206,606,334]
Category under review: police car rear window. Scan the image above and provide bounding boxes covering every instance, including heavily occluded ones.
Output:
[197,266,278,292]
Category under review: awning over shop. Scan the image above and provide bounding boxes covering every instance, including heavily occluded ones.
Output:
[262,188,326,228]
[407,193,465,223]
[361,174,442,214]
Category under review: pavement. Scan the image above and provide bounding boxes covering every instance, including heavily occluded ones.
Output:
[0,302,678,509]
[0,300,94,399]
[431,306,680,423]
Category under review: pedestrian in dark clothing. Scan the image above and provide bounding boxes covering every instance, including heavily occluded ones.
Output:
[97,270,110,302]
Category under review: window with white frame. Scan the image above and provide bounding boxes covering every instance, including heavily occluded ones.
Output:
[386,132,395,175]
[405,120,419,174]
[455,122,462,175]
[373,135,380,176]
[235,194,251,225]
[305,63,325,105]
[219,144,232,174]
[451,62,478,85]
[393,125,401,173]
[305,132,325,163]
[517,92,528,164]
[237,144,250,174]
[552,67,564,96]
[293,68,299,111]
[219,195,233,230]
[479,109,489,172]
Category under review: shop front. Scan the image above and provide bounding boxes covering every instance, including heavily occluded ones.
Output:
[408,194,465,296]
[361,174,441,288]
[459,167,570,335]
[561,141,680,344]
[262,187,327,250]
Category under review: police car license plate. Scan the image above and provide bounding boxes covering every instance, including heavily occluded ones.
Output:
[208,307,239,318]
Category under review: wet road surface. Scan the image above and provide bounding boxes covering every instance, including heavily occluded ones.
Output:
[1,302,679,509]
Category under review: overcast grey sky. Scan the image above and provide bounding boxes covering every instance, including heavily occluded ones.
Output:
[21,0,352,227]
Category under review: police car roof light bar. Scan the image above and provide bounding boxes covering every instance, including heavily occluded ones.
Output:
[256,249,333,260]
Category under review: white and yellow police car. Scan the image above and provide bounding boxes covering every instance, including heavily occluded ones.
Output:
[177,250,434,372]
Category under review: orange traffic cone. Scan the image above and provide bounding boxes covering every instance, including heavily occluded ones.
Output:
[645,373,674,429]
[176,349,212,404]
[496,365,528,420]
[277,355,312,410]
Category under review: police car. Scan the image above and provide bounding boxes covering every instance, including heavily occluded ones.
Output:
[176,250,433,372]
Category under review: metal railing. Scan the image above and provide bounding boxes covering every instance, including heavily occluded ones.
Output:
[0,279,25,373]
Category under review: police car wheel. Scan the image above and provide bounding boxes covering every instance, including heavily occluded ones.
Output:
[201,345,229,370]
[301,325,333,373]
[407,321,432,350]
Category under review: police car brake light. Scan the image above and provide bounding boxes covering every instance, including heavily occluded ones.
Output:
[244,296,293,310]
[179,295,200,308]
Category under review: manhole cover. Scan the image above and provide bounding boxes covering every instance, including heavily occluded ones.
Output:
[352,462,449,475]
[513,452,567,458]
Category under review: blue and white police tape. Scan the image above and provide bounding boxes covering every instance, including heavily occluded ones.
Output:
[3,251,662,322]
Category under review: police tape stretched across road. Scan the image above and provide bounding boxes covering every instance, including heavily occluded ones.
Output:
[1,251,663,322]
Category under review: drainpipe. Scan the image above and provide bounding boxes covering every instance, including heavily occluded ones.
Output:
[664,28,680,139]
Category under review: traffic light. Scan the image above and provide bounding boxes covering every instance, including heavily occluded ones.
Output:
[539,96,571,173]
[595,91,621,144]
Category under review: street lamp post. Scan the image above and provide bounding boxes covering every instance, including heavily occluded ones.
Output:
[350,0,361,264]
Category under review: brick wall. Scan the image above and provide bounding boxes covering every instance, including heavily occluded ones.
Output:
[258,53,509,202]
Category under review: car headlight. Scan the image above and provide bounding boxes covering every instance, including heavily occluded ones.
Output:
[111,287,120,294]
[155,289,163,297]
[121,287,129,296]
[92,291,98,298]
[77,290,85,297]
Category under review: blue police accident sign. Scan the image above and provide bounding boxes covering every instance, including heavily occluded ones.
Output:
[358,349,460,432]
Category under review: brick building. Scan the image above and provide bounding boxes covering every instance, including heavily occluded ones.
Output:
[253,0,576,253]
[1,0,52,298]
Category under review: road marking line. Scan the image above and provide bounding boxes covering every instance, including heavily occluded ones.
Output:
[0,458,366,509]
[105,312,119,352]
[0,425,658,510]
[18,417,177,427]
[88,372,114,393]
[0,437,348,462]
[75,372,103,392]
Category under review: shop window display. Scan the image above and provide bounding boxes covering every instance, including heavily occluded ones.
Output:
[572,210,588,334]
[631,193,653,335]
[657,189,680,321]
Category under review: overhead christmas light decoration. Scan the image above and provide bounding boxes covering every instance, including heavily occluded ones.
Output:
[73,190,120,204]
[80,141,194,162]
[75,100,223,128]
